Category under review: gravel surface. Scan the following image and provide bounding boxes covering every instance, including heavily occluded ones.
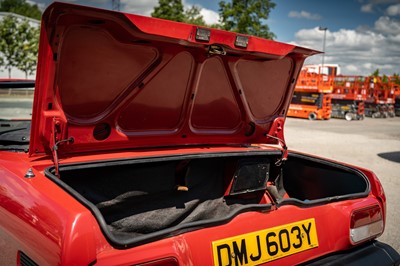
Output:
[285,116,400,252]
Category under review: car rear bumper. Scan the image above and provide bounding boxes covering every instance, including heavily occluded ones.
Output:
[303,241,400,266]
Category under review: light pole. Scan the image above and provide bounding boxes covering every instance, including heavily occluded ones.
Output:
[319,27,328,74]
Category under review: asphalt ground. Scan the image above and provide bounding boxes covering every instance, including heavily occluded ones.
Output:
[285,116,400,252]
[0,97,33,119]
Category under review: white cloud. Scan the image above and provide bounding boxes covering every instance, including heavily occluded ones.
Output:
[374,16,400,35]
[387,4,400,16]
[288,10,322,20]
[29,0,111,11]
[121,0,158,16]
[200,8,219,25]
[26,0,46,11]
[388,33,400,42]
[361,3,374,13]
[345,64,359,73]
[361,1,400,14]
[182,0,220,25]
[362,62,374,71]
[87,0,109,3]
[293,20,400,76]
[120,1,220,25]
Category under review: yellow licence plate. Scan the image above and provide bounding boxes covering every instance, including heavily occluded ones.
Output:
[212,218,318,266]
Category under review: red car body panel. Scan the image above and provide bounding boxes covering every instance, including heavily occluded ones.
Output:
[0,148,388,265]
[1,2,398,266]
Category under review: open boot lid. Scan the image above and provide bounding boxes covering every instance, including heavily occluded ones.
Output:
[29,2,319,158]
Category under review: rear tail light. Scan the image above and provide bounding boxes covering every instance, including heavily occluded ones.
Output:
[350,205,384,244]
[136,257,178,266]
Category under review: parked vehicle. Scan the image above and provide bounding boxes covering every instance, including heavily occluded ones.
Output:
[288,66,334,120]
[364,103,390,118]
[364,76,396,118]
[395,97,400,116]
[288,91,331,120]
[0,3,399,265]
[330,75,366,120]
[331,99,364,121]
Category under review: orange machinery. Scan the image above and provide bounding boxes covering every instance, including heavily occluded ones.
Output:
[330,75,366,120]
[363,76,396,118]
[389,75,400,116]
[289,66,398,120]
[288,66,334,120]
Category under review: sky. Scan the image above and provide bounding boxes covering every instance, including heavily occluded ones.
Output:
[27,0,400,76]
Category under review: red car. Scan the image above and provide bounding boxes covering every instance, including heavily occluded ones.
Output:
[0,3,399,266]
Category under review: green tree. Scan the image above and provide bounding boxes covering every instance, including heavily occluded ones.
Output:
[0,15,39,78]
[382,74,389,83]
[371,69,380,77]
[0,51,3,72]
[151,0,185,22]
[0,0,42,20]
[392,73,400,85]
[184,6,206,26]
[16,19,39,78]
[219,0,276,40]
[208,23,223,29]
[0,15,20,78]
